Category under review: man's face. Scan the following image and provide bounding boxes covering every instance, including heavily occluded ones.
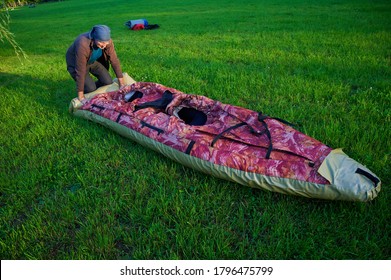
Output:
[95,40,109,49]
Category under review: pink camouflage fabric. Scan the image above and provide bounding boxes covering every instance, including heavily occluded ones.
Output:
[80,82,333,185]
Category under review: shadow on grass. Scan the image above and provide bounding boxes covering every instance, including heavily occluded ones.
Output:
[1,71,81,118]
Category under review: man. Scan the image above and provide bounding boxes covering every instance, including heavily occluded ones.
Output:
[66,25,125,102]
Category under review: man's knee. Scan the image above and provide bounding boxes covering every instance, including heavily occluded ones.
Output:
[98,76,113,86]
[90,62,113,85]
[84,80,97,93]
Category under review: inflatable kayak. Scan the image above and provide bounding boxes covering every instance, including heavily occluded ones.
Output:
[69,74,381,201]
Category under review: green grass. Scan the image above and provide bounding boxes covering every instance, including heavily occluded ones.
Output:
[0,0,390,259]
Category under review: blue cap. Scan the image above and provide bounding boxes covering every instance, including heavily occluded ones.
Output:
[89,25,111,42]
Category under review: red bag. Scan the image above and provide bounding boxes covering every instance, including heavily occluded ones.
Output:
[132,24,145,30]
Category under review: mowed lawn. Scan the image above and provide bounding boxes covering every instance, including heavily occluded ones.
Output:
[0,0,390,259]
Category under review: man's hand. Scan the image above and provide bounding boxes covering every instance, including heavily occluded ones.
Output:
[78,91,85,102]
[118,77,125,88]
[78,92,88,105]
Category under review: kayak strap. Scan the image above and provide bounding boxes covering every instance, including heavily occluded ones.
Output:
[140,120,164,135]
[185,140,196,155]
[116,112,123,123]
[257,116,273,159]
[211,122,247,147]
[91,104,105,110]
[257,112,299,159]
[258,112,298,127]
[355,168,380,186]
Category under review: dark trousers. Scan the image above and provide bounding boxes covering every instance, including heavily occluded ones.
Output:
[68,61,113,93]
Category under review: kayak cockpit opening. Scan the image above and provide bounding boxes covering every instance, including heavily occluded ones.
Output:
[124,91,143,103]
[173,107,207,126]
[125,89,207,125]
